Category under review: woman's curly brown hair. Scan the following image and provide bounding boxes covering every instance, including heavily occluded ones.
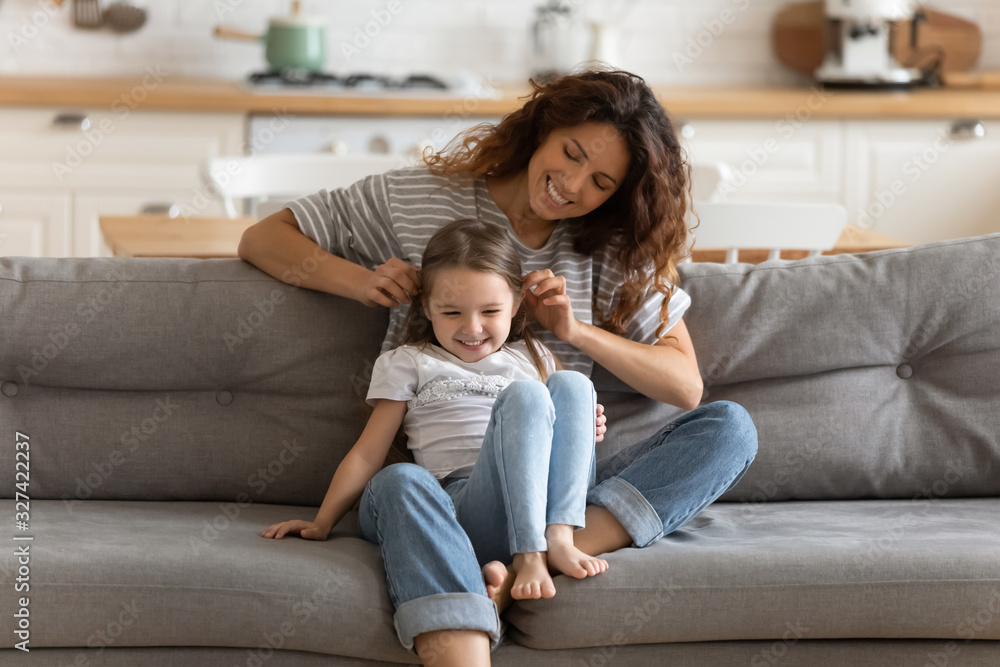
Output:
[424,67,693,341]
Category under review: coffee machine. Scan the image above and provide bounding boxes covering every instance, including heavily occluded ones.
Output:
[815,0,925,87]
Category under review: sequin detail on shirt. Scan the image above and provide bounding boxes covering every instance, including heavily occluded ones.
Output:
[408,375,514,409]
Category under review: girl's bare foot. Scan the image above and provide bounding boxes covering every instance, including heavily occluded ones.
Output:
[482,560,514,614]
[510,551,556,599]
[545,524,610,579]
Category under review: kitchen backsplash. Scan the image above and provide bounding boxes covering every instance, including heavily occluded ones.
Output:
[1,0,998,85]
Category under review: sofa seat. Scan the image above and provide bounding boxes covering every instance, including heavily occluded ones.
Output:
[6,500,415,664]
[508,497,1000,649]
[6,497,998,661]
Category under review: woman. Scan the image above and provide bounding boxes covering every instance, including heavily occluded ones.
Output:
[238,68,757,667]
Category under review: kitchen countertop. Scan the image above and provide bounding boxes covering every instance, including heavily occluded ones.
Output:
[3,75,1000,118]
[99,214,907,260]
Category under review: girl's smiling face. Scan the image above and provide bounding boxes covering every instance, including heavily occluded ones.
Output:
[527,121,630,220]
[423,267,519,363]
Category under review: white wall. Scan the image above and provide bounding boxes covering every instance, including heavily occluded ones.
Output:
[0,0,998,85]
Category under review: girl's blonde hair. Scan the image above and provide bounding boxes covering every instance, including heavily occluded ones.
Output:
[394,218,551,380]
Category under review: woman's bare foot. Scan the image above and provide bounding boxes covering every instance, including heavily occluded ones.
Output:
[545,524,610,579]
[510,551,556,599]
[482,560,514,614]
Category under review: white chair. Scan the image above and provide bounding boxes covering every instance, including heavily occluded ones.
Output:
[689,162,729,202]
[685,201,847,264]
[203,153,409,219]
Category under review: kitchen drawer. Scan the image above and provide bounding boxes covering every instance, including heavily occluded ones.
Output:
[844,119,1000,244]
[0,108,244,189]
[679,119,843,203]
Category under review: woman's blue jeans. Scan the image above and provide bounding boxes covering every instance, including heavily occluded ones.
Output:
[358,370,758,655]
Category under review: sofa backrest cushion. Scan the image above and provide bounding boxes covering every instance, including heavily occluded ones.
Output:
[0,257,387,505]
[3,232,997,505]
[675,233,1000,502]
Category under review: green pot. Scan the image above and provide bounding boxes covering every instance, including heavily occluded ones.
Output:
[264,17,326,73]
[215,13,327,73]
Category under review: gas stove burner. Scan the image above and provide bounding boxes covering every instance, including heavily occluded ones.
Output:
[243,70,483,98]
[398,74,448,90]
[248,70,339,86]
[342,73,392,89]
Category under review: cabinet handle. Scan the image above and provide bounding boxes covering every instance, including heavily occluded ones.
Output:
[948,119,986,141]
[140,203,181,218]
[327,140,349,155]
[369,135,391,154]
[52,113,91,131]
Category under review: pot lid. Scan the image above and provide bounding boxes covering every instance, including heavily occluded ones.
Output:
[270,14,327,27]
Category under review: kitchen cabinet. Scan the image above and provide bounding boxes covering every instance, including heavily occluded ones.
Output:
[844,119,1000,244]
[679,119,843,205]
[680,117,1000,244]
[0,193,72,257]
[0,108,244,257]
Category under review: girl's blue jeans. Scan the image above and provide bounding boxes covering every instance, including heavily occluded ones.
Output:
[358,370,758,656]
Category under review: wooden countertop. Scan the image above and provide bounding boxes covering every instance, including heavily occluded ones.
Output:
[4,75,1000,118]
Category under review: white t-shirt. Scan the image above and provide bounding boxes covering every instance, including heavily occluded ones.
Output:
[366,339,557,480]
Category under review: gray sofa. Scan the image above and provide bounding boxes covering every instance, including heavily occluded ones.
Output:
[2,232,999,666]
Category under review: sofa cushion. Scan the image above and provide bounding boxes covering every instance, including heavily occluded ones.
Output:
[676,233,1000,501]
[0,499,414,663]
[6,498,994,658]
[506,497,1000,649]
[0,257,388,505]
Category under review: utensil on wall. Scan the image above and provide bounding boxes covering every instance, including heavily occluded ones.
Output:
[72,0,104,29]
[104,1,147,33]
[214,0,327,74]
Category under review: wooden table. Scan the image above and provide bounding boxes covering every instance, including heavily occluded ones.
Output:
[689,224,910,263]
[99,215,257,258]
[99,215,909,261]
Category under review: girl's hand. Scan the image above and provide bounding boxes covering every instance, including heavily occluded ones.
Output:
[260,520,330,541]
[358,258,421,308]
[596,403,607,443]
[521,269,581,344]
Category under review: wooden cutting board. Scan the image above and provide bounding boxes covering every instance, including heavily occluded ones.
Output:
[941,71,1000,89]
[772,1,982,76]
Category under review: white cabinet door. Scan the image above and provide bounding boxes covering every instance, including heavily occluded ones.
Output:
[844,120,1000,244]
[679,119,843,204]
[0,192,72,258]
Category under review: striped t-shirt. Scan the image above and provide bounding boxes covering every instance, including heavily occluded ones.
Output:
[287,166,691,376]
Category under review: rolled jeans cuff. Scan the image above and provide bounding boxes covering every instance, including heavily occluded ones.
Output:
[587,476,663,549]
[393,592,503,655]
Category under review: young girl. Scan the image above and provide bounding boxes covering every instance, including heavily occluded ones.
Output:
[261,218,609,604]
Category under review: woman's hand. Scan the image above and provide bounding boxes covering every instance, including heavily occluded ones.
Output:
[260,520,330,541]
[521,269,582,344]
[357,258,421,308]
[596,403,607,443]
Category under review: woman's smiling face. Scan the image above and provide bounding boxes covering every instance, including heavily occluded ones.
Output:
[526,121,630,220]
